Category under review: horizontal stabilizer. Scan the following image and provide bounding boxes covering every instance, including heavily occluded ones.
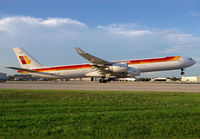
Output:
[6,67,37,73]
[6,67,62,78]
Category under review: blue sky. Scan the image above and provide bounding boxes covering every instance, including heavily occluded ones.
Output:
[0,0,200,77]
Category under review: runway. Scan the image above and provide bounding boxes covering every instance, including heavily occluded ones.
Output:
[0,81,200,92]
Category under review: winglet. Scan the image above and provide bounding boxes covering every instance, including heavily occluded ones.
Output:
[75,47,85,55]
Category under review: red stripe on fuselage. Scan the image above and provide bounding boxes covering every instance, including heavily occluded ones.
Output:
[128,56,179,64]
[25,56,180,72]
[34,64,92,72]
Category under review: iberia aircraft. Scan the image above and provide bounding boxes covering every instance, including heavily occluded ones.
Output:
[7,47,196,83]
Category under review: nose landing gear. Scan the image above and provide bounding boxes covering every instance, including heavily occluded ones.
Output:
[181,68,185,75]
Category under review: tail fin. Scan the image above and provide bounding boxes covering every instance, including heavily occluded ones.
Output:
[13,47,44,69]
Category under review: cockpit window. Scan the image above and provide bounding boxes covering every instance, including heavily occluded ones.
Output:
[190,58,193,60]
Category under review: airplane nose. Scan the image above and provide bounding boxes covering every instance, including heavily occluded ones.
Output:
[181,57,196,68]
[186,57,196,66]
[189,58,196,65]
[193,59,196,65]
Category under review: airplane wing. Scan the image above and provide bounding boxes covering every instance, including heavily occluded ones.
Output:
[75,47,114,75]
[75,47,121,75]
[75,47,111,65]
[6,67,62,78]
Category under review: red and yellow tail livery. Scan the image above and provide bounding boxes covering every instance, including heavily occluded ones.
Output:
[19,56,31,65]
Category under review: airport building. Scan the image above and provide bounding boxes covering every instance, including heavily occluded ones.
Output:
[0,72,8,82]
[151,77,171,82]
[181,76,200,82]
[14,74,32,81]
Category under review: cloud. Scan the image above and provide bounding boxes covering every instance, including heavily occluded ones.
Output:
[0,16,199,55]
[97,24,200,55]
[0,16,199,76]
[0,16,87,29]
[189,11,200,16]
[154,29,200,54]
[97,24,153,36]
[0,16,87,35]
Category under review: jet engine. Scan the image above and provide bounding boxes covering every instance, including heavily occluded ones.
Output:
[127,67,141,77]
[108,63,128,73]
[106,63,140,77]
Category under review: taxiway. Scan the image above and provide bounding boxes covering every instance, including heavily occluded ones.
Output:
[0,81,200,92]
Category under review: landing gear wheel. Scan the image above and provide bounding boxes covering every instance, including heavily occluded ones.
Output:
[99,78,108,83]
[181,68,185,75]
[108,78,114,82]
[99,79,103,83]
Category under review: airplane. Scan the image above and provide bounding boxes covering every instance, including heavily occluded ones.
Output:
[7,47,196,83]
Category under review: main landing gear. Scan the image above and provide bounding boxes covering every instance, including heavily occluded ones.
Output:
[181,68,185,75]
[99,78,107,83]
[99,77,114,83]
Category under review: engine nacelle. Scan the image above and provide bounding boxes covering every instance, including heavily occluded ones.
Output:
[108,63,128,73]
[127,67,141,77]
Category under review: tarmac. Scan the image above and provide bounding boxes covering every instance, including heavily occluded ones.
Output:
[0,81,200,92]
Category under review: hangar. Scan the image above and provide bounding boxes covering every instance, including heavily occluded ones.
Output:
[181,76,200,82]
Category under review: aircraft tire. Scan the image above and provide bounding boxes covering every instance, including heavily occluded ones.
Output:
[99,78,108,83]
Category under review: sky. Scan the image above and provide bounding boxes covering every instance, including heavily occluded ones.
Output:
[0,0,200,77]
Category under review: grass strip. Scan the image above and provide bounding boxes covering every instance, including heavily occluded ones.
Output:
[0,89,200,138]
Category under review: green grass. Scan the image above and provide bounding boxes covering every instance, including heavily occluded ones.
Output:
[1,89,200,138]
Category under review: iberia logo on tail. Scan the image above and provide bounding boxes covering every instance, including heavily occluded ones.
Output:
[19,56,31,64]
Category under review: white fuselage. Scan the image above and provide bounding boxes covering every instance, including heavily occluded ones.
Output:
[23,56,195,79]
[13,47,196,80]
[132,56,194,72]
